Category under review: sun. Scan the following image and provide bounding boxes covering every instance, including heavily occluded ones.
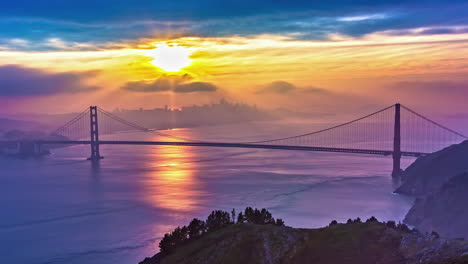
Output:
[147,44,191,72]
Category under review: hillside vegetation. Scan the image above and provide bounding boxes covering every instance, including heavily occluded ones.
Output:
[140,208,468,264]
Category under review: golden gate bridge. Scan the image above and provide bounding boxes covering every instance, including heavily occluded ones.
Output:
[4,104,467,178]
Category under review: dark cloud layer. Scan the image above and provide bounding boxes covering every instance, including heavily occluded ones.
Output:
[258,81,331,95]
[301,87,331,94]
[2,1,468,50]
[0,65,99,96]
[258,81,297,94]
[122,79,171,93]
[3,1,467,23]
[173,82,218,93]
[122,76,218,93]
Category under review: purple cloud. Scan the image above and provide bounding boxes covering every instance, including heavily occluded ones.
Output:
[122,75,218,93]
[0,65,99,96]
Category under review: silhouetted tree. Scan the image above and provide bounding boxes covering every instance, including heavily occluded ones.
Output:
[172,226,188,244]
[260,208,275,224]
[159,206,286,255]
[159,233,175,254]
[159,226,188,254]
[244,207,254,221]
[188,218,206,239]
[366,216,378,223]
[231,208,236,224]
[237,212,245,224]
[244,207,276,224]
[354,217,362,223]
[206,210,231,231]
[329,220,338,227]
[347,219,353,224]
[275,218,285,226]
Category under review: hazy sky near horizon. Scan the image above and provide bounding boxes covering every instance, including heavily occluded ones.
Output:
[1,0,468,117]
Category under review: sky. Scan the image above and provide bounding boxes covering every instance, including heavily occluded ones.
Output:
[1,0,468,118]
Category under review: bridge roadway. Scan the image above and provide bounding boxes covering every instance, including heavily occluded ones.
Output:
[23,140,426,157]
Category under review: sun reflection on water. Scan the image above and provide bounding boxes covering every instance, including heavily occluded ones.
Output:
[143,135,206,212]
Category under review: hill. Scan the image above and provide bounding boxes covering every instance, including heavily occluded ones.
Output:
[140,220,468,264]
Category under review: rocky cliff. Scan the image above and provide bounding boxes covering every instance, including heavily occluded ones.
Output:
[404,172,468,239]
[396,140,468,197]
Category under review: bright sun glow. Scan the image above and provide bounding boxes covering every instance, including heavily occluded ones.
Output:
[147,44,191,72]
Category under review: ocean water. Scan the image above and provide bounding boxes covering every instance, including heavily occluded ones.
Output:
[0,122,415,264]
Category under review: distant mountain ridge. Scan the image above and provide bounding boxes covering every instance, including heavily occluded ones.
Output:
[0,118,45,132]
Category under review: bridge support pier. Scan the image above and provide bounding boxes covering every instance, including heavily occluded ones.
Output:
[88,106,103,161]
[392,103,402,178]
[392,153,402,178]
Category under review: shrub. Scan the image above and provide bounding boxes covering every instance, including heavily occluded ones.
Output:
[386,221,396,228]
[431,231,440,239]
[397,223,411,233]
[275,218,285,226]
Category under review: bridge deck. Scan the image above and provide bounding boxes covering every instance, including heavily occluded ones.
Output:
[12,140,427,157]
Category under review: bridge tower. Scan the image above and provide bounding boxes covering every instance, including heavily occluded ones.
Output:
[392,103,402,178]
[88,106,103,161]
